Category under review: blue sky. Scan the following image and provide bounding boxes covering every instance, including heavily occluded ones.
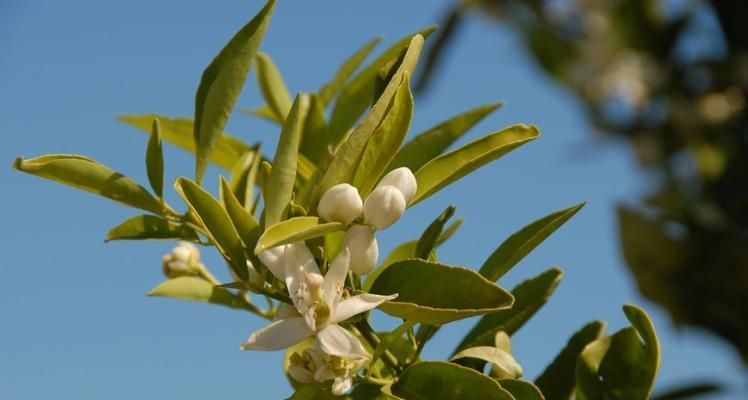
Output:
[1,0,745,398]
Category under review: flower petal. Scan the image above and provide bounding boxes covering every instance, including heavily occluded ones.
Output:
[332,375,353,396]
[331,293,398,324]
[314,364,337,382]
[288,365,315,384]
[283,243,320,297]
[257,244,287,281]
[239,317,312,351]
[273,303,302,322]
[323,248,350,303]
[316,324,369,360]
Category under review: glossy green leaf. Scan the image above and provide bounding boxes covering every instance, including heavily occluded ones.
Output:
[389,361,515,400]
[480,202,585,281]
[352,74,414,197]
[318,36,381,107]
[13,154,162,215]
[415,205,455,259]
[389,103,502,172]
[497,379,545,400]
[145,118,164,197]
[148,276,252,311]
[264,94,306,227]
[327,26,434,144]
[118,114,251,170]
[220,176,260,254]
[451,346,523,378]
[193,0,275,183]
[535,321,605,400]
[411,124,540,205]
[256,52,292,121]
[368,259,514,324]
[175,177,248,281]
[255,216,344,254]
[106,214,199,242]
[456,268,563,353]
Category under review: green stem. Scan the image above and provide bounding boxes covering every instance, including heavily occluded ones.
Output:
[356,320,401,374]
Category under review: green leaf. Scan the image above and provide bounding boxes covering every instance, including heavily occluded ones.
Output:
[497,379,545,400]
[456,268,563,353]
[228,146,262,210]
[318,36,381,107]
[118,114,252,171]
[389,103,502,172]
[106,214,199,241]
[220,176,260,255]
[255,216,345,254]
[352,74,414,197]
[652,383,723,400]
[535,321,605,400]
[389,361,515,400]
[264,94,306,227]
[13,154,162,215]
[450,346,523,378]
[313,35,425,208]
[369,321,415,376]
[411,124,540,205]
[328,26,435,144]
[368,259,514,324]
[256,52,293,121]
[145,118,164,198]
[299,94,330,166]
[240,104,281,124]
[148,276,251,311]
[174,177,248,281]
[415,205,455,259]
[479,202,586,281]
[193,0,275,183]
[575,305,660,400]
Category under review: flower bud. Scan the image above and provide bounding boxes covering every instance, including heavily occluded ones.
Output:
[377,167,417,204]
[317,183,363,225]
[343,224,378,275]
[162,241,200,278]
[363,185,406,230]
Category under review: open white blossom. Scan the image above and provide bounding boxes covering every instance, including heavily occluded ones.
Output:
[241,246,396,354]
[288,343,368,396]
[162,241,200,278]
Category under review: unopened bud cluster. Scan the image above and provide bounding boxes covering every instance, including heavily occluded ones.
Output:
[317,167,416,275]
[162,241,200,278]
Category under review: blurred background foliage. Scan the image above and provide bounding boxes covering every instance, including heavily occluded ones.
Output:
[416,0,748,367]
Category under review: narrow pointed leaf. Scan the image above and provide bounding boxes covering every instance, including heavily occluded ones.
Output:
[480,202,585,281]
[299,94,329,165]
[193,0,276,182]
[106,215,199,241]
[13,155,162,215]
[390,361,515,400]
[450,346,523,378]
[228,147,262,210]
[256,52,292,121]
[415,205,455,259]
[220,177,260,254]
[497,380,545,400]
[412,124,540,205]
[255,216,344,254]
[240,104,281,124]
[318,36,382,106]
[148,276,252,311]
[389,103,502,172]
[145,118,164,197]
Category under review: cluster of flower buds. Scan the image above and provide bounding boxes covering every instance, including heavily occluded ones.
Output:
[161,241,201,278]
[317,167,417,275]
[287,344,368,395]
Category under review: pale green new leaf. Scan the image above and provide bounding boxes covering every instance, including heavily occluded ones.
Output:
[145,118,164,197]
[255,216,344,254]
[13,154,163,215]
[148,276,251,311]
[450,346,523,378]
[389,102,502,172]
[479,202,586,281]
[193,0,275,183]
[412,124,540,205]
[106,214,199,242]
[175,177,248,281]
[368,259,514,324]
[318,36,382,106]
[256,52,292,121]
[118,114,251,170]
[389,361,515,400]
[220,177,260,255]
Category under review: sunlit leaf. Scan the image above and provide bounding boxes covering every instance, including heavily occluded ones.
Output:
[220,176,260,255]
[148,276,251,311]
[389,361,515,400]
[145,118,164,198]
[255,216,344,254]
[498,379,545,400]
[450,346,523,378]
[106,214,199,242]
[256,52,293,121]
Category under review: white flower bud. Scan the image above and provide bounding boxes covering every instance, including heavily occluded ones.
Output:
[317,183,363,225]
[363,185,406,230]
[162,241,200,278]
[343,224,379,275]
[377,167,417,204]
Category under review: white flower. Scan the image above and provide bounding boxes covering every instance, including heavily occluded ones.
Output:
[343,224,378,275]
[288,344,368,396]
[377,167,417,204]
[317,183,363,225]
[162,241,200,277]
[241,246,396,353]
[363,185,406,230]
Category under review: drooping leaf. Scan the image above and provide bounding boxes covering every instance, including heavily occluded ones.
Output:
[368,259,514,324]
[174,177,248,281]
[193,0,276,183]
[13,155,162,215]
[456,268,563,353]
[220,177,260,255]
[318,36,382,107]
[148,276,251,311]
[389,103,502,172]
[118,114,252,170]
[255,216,345,254]
[450,346,523,378]
[535,321,605,400]
[389,361,515,400]
[497,379,545,400]
[106,214,199,242]
[264,94,306,227]
[480,202,585,281]
[145,118,164,197]
[256,52,293,121]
